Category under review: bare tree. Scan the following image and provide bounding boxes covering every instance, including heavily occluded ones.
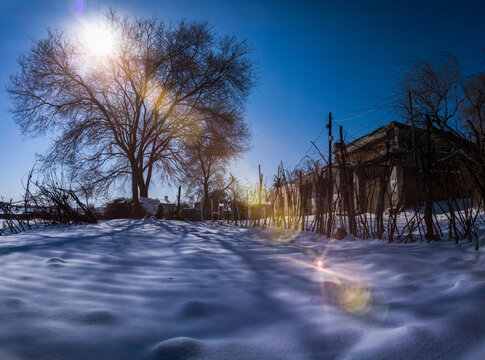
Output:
[394,53,484,245]
[462,73,485,138]
[181,109,250,217]
[394,53,463,131]
[8,10,256,214]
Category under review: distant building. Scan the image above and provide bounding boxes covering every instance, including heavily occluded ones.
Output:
[140,196,175,217]
[139,197,160,216]
[182,208,202,221]
[335,121,469,212]
[158,196,175,217]
[272,121,472,215]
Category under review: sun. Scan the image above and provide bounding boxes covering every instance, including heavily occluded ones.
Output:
[81,22,115,57]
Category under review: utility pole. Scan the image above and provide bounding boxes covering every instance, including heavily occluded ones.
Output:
[200,197,204,222]
[326,112,333,238]
[424,114,435,241]
[258,164,263,227]
[300,170,305,231]
[176,185,181,215]
[211,198,214,222]
[408,91,416,151]
[246,189,250,227]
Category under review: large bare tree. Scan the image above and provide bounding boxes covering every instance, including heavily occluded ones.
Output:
[8,11,256,211]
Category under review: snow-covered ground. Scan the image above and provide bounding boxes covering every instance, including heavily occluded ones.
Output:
[0,219,485,359]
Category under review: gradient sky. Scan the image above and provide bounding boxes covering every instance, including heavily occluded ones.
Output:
[0,0,484,201]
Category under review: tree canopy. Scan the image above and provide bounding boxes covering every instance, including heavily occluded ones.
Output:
[8,11,256,209]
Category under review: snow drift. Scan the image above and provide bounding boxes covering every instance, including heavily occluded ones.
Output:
[0,220,484,359]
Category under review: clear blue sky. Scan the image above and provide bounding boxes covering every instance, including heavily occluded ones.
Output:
[1,0,484,201]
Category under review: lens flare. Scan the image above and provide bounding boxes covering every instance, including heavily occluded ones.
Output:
[264,227,301,243]
[74,0,85,13]
[340,283,372,315]
[282,250,388,321]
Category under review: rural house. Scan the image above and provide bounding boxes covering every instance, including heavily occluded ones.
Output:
[273,121,470,217]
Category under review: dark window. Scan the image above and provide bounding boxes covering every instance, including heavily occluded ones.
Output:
[386,129,397,151]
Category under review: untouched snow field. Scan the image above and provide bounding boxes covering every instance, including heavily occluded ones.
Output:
[1,220,485,359]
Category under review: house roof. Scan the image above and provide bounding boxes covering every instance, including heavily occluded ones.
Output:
[342,121,410,154]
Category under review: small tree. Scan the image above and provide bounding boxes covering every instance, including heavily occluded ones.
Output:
[462,73,485,138]
[181,111,250,217]
[394,53,463,131]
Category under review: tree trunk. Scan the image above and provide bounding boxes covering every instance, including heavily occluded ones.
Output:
[139,182,149,198]
[138,168,149,198]
[176,185,181,214]
[203,181,210,221]
[140,161,154,198]
[130,162,144,218]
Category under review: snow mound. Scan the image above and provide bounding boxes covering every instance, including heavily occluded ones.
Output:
[151,337,203,360]
[178,300,225,319]
[151,337,288,360]
[46,257,66,264]
[78,309,121,325]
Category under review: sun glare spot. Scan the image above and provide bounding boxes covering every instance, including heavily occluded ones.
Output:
[81,23,115,57]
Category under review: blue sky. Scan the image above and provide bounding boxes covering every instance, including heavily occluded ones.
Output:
[0,0,484,201]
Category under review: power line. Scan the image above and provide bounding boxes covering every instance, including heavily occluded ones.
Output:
[291,122,327,169]
[289,91,399,170]
[333,108,376,122]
